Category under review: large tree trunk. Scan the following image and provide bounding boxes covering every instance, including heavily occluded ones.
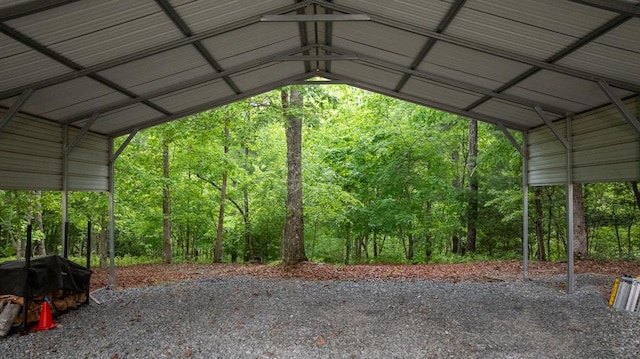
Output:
[631,181,640,213]
[466,119,478,253]
[214,125,230,263]
[534,187,546,260]
[572,183,587,259]
[162,140,172,264]
[34,190,46,256]
[281,88,307,265]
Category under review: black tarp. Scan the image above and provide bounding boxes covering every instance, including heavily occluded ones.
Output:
[0,255,91,297]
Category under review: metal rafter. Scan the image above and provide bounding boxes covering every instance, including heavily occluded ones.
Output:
[318,1,640,94]
[317,71,528,130]
[568,0,640,18]
[62,45,314,125]
[464,14,631,112]
[64,112,99,155]
[108,73,315,137]
[297,1,312,73]
[155,0,242,95]
[0,23,172,116]
[0,1,314,101]
[394,0,466,93]
[318,44,571,115]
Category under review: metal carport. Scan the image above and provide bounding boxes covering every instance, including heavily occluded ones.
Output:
[1,0,639,292]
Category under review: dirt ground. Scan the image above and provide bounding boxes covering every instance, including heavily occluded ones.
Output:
[90,259,640,293]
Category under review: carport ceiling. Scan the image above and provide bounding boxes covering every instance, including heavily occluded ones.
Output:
[1,0,639,138]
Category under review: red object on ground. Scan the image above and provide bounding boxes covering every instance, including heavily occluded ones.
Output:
[33,301,58,331]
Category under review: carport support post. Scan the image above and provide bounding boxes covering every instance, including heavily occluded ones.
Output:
[522,132,529,281]
[566,116,575,294]
[108,139,116,288]
[62,124,69,258]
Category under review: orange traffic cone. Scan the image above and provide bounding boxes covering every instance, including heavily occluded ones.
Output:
[33,300,58,331]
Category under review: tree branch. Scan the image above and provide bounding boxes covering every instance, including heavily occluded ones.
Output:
[196,173,245,217]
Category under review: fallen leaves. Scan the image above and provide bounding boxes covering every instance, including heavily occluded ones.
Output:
[90,259,640,291]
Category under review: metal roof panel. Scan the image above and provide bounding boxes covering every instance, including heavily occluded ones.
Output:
[170,0,290,34]
[337,0,450,30]
[331,61,404,89]
[401,77,484,109]
[90,103,164,135]
[446,0,615,60]
[0,35,71,91]
[231,62,306,93]
[97,45,215,95]
[150,79,236,113]
[20,78,129,119]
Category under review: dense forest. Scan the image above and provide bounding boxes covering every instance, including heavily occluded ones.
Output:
[1,85,639,266]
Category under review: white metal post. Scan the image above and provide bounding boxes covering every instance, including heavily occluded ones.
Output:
[108,139,116,288]
[522,131,529,281]
[61,124,68,256]
[566,116,575,294]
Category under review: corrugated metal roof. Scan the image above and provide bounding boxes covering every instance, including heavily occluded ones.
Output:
[0,0,637,139]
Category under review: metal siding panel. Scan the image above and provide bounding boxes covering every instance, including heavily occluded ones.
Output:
[97,45,215,95]
[231,62,305,93]
[150,79,236,113]
[527,124,568,186]
[331,61,404,90]
[21,77,129,119]
[201,23,300,69]
[6,0,184,67]
[401,77,484,109]
[446,0,615,60]
[572,97,640,183]
[0,171,61,190]
[170,0,290,34]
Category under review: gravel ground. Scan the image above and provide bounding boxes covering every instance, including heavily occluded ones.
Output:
[1,274,639,359]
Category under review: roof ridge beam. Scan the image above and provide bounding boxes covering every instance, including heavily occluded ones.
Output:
[62,45,315,125]
[316,1,640,94]
[155,0,242,94]
[317,44,571,115]
[0,1,313,100]
[394,0,466,92]
[0,88,33,134]
[598,80,640,136]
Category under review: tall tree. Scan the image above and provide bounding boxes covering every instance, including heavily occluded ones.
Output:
[214,121,230,263]
[162,139,172,263]
[466,119,478,253]
[573,183,588,259]
[281,87,307,265]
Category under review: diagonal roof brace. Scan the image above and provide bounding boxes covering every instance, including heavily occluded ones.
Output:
[598,80,640,136]
[111,127,139,162]
[568,0,640,18]
[0,88,33,134]
[534,106,569,149]
[498,122,524,156]
[64,112,99,155]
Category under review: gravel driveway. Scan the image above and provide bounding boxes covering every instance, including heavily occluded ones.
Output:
[1,274,639,358]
